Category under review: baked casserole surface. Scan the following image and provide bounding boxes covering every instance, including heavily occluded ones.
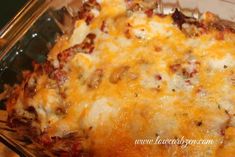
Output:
[1,0,235,156]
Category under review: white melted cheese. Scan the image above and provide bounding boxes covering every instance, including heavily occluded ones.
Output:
[208,54,235,70]
[83,98,118,128]
[69,20,90,47]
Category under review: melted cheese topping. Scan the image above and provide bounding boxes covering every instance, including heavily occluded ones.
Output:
[9,0,235,156]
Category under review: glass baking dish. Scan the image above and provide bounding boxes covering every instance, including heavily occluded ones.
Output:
[0,0,235,156]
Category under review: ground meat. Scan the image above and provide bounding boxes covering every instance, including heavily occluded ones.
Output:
[87,69,103,89]
[172,9,204,37]
[77,0,101,24]
[50,69,68,85]
[109,66,130,84]
[57,33,96,66]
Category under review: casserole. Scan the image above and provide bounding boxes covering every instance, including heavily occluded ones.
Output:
[1,0,235,156]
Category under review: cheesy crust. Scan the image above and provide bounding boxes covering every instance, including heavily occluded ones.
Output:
[3,0,235,156]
